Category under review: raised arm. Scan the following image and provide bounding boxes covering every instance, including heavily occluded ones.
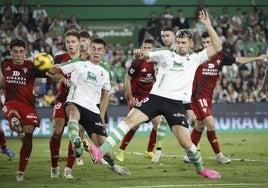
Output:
[199,10,222,58]
[234,53,268,96]
[235,54,268,64]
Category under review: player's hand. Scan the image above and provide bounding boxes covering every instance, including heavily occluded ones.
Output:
[134,49,144,59]
[8,110,21,119]
[129,97,137,108]
[199,10,211,26]
[258,54,268,62]
[59,77,70,87]
[80,51,90,59]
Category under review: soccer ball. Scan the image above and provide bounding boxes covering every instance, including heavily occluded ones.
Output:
[33,52,54,71]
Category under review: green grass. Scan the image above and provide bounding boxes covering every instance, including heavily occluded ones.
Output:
[0,132,268,188]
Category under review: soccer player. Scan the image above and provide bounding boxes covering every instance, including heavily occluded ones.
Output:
[49,30,82,179]
[0,125,16,159]
[0,39,47,181]
[152,26,197,163]
[184,31,268,164]
[74,30,92,166]
[51,38,130,176]
[116,39,162,162]
[79,30,111,165]
[90,10,222,179]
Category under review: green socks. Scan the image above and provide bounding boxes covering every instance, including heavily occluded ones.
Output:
[68,120,79,143]
[100,121,130,154]
[185,144,203,171]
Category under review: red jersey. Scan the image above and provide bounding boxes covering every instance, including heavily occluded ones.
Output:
[191,51,235,120]
[54,52,71,102]
[191,51,235,100]
[128,60,156,101]
[1,58,46,106]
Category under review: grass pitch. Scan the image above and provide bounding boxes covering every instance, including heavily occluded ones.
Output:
[0,132,267,188]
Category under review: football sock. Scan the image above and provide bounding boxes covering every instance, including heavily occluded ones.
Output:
[67,120,79,143]
[191,128,202,146]
[207,130,220,154]
[147,128,156,152]
[0,130,6,150]
[103,152,115,167]
[100,121,130,154]
[18,133,32,172]
[66,141,75,168]
[50,136,61,167]
[155,118,168,150]
[119,129,136,150]
[185,144,203,171]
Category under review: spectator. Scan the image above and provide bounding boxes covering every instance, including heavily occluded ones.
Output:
[17,0,31,20]
[32,3,48,24]
[27,29,37,44]
[13,20,28,39]
[244,35,259,57]
[163,5,174,21]
[26,43,39,60]
[114,82,127,105]
[68,15,81,30]
[0,37,6,54]
[44,89,55,107]
[0,0,18,25]
[172,9,190,29]
[57,11,67,31]
[146,11,161,40]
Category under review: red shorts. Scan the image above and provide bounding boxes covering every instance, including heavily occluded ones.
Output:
[2,101,40,127]
[190,97,212,121]
[53,101,67,120]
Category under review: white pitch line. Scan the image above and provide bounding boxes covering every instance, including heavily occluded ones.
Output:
[130,152,268,163]
[120,182,268,188]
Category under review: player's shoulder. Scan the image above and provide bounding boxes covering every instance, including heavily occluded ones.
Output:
[153,46,174,53]
[1,58,13,64]
[1,58,32,66]
[54,52,71,64]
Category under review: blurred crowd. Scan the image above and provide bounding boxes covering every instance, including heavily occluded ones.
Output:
[0,0,267,107]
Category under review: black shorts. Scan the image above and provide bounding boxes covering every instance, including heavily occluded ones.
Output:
[183,103,192,111]
[134,94,189,128]
[65,102,108,138]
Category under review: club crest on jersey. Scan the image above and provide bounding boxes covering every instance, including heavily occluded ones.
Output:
[87,71,97,82]
[216,59,221,65]
[171,61,183,70]
[23,68,28,73]
[208,63,215,69]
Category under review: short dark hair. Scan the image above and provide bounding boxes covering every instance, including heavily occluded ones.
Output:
[10,39,26,49]
[201,31,209,39]
[143,38,155,47]
[64,30,80,40]
[91,38,106,48]
[79,30,90,38]
[161,26,174,33]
